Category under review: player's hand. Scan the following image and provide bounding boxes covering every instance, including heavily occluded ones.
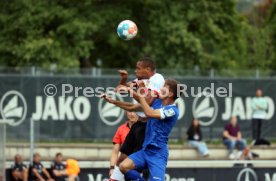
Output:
[136,80,145,88]
[109,168,114,177]
[118,69,128,80]
[116,85,130,94]
[100,94,115,104]
[127,87,140,99]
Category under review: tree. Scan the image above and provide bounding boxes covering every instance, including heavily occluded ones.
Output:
[0,0,274,71]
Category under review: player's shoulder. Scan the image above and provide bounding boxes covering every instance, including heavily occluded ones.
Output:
[152,98,162,109]
[162,104,179,118]
[163,104,178,110]
[117,122,130,131]
[150,73,165,81]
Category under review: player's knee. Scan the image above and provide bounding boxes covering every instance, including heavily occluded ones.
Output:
[119,162,129,174]
[117,154,127,165]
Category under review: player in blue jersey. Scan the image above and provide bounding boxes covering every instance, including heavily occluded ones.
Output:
[102,79,180,181]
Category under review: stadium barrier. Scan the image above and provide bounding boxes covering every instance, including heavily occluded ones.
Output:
[1,75,275,142]
[5,143,276,161]
[5,161,276,181]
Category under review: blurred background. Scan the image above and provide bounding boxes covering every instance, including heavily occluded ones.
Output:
[0,0,275,72]
[0,0,276,181]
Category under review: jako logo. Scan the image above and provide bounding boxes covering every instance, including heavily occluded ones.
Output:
[237,167,258,181]
[0,90,27,126]
[98,92,125,126]
[175,98,185,120]
[265,173,276,181]
[192,92,218,126]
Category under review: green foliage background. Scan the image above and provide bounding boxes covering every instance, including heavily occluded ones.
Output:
[0,0,275,70]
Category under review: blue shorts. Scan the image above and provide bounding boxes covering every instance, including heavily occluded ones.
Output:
[128,146,168,181]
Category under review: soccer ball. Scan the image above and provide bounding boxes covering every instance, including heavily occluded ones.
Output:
[117,20,138,40]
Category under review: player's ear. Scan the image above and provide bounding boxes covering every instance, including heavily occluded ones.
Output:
[168,91,174,99]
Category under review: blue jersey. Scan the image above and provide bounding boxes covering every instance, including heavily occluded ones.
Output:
[151,98,162,109]
[143,102,179,149]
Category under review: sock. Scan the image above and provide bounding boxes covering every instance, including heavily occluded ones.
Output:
[125,170,145,181]
[110,165,125,181]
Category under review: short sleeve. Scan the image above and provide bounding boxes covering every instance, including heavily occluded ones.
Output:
[148,74,165,93]
[159,106,177,120]
[112,127,122,144]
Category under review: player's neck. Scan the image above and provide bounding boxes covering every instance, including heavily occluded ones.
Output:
[162,98,175,106]
[148,72,155,77]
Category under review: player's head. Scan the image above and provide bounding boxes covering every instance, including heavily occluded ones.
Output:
[135,57,156,79]
[126,111,138,123]
[33,153,41,163]
[256,89,262,97]
[192,118,199,128]
[55,152,63,163]
[159,79,181,101]
[230,116,237,126]
[14,154,22,164]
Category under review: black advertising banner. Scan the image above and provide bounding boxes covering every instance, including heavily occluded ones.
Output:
[5,167,276,181]
[0,75,275,141]
[78,167,276,181]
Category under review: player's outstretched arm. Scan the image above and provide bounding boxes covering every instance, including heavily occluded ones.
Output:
[101,94,142,112]
[127,88,161,119]
[118,70,129,86]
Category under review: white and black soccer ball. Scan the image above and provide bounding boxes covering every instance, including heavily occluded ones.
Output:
[117,20,138,40]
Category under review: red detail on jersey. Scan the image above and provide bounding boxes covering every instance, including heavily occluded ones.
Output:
[112,123,130,145]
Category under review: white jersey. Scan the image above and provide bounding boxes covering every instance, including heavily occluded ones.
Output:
[133,73,165,117]
[133,73,165,93]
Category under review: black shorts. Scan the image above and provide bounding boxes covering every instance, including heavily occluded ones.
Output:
[120,121,146,156]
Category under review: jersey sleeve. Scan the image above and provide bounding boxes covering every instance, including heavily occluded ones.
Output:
[159,106,178,120]
[147,74,165,93]
[112,127,122,144]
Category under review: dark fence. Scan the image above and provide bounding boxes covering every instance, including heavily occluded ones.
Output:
[0,75,275,142]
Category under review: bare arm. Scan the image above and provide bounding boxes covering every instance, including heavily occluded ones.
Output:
[118,70,129,86]
[138,95,161,119]
[237,131,242,140]
[223,130,236,140]
[101,95,142,112]
[127,88,160,119]
[32,168,45,181]
[117,85,157,106]
[110,144,121,168]
[42,168,52,180]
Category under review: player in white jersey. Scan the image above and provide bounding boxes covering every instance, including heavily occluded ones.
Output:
[117,57,164,104]
[109,57,165,181]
